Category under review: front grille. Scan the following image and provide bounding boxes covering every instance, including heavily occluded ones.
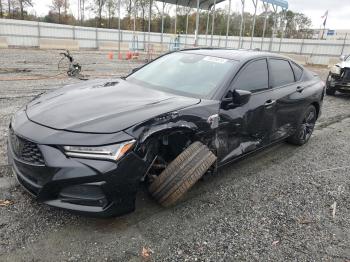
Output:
[342,68,350,82]
[10,128,45,165]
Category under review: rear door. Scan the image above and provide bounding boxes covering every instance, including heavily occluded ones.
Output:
[268,58,308,141]
[217,58,276,164]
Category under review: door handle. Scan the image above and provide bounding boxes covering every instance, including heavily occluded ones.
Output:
[296,86,304,92]
[264,99,276,107]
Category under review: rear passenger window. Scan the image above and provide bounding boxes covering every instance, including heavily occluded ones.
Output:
[269,59,295,87]
[291,62,303,81]
[233,59,269,92]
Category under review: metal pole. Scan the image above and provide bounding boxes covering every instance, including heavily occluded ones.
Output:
[210,0,216,47]
[225,0,232,48]
[185,8,189,47]
[133,0,136,33]
[37,21,40,39]
[161,1,165,46]
[205,9,210,45]
[341,33,348,55]
[194,0,200,46]
[250,0,258,49]
[278,9,286,52]
[174,4,177,34]
[261,2,268,50]
[148,0,152,59]
[299,38,304,55]
[118,0,121,56]
[269,4,278,51]
[95,27,98,49]
[238,0,245,49]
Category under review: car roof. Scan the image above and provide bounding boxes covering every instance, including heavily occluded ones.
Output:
[180,48,289,62]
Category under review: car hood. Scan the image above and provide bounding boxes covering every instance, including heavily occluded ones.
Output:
[25,79,200,134]
[337,61,350,69]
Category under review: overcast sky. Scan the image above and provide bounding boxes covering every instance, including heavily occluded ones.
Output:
[29,0,350,30]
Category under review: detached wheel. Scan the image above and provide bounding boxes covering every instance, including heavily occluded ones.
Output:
[287,105,317,146]
[148,141,217,207]
[326,73,336,95]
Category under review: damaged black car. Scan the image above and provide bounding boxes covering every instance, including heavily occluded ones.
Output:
[7,49,325,217]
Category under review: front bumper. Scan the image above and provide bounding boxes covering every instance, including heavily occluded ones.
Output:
[329,72,350,92]
[7,124,147,217]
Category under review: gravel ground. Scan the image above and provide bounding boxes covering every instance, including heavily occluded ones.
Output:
[0,49,349,261]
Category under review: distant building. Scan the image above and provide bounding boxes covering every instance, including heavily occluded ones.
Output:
[312,29,350,40]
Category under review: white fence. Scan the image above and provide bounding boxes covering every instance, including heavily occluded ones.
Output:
[1,18,350,65]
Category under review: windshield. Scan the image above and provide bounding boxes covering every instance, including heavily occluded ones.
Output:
[127,52,237,98]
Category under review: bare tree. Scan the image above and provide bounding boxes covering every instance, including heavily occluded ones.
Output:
[64,0,68,14]
[93,0,106,27]
[106,0,116,28]
[0,0,3,18]
[78,0,85,24]
[18,0,33,20]
[51,0,64,23]
[7,0,10,18]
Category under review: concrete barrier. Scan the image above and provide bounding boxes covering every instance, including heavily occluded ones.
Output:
[287,54,308,65]
[39,38,79,50]
[328,57,341,66]
[0,37,8,48]
[99,42,129,51]
[153,43,167,55]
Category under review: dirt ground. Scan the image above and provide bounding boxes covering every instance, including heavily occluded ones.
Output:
[0,49,349,261]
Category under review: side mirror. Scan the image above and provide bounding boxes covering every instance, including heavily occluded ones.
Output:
[340,55,346,61]
[221,89,251,109]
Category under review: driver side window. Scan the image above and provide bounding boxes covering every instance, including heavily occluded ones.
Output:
[232,59,269,92]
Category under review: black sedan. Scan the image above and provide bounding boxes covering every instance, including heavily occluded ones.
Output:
[7,49,325,217]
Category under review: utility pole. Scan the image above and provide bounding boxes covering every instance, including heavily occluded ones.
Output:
[238,0,245,49]
[225,0,232,48]
[250,0,258,49]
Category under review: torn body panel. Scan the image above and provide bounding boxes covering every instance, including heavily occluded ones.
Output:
[328,59,350,93]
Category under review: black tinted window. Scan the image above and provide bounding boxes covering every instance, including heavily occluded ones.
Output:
[269,59,295,87]
[291,62,303,81]
[233,59,268,92]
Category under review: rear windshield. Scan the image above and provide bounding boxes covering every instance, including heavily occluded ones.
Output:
[127,52,237,98]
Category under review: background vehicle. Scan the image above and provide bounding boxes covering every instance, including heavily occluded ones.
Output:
[326,54,350,95]
[7,49,325,217]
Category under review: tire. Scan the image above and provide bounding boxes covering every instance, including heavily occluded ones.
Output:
[326,73,336,95]
[287,105,317,146]
[148,141,217,207]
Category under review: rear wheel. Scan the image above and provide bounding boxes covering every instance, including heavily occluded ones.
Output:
[326,73,336,95]
[148,141,217,207]
[287,105,317,146]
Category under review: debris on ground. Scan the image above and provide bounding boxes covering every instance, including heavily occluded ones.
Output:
[272,240,280,246]
[141,246,153,260]
[330,201,337,218]
[0,200,13,207]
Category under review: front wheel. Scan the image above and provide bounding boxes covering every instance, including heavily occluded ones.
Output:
[148,141,217,207]
[287,105,317,146]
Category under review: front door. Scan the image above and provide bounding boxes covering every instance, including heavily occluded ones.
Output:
[217,58,276,165]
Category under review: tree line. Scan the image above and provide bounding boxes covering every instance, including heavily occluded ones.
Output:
[0,0,313,38]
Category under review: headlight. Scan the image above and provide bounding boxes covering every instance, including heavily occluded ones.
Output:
[330,65,341,75]
[63,140,135,161]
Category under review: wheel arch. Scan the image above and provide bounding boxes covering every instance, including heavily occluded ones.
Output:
[135,126,198,164]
